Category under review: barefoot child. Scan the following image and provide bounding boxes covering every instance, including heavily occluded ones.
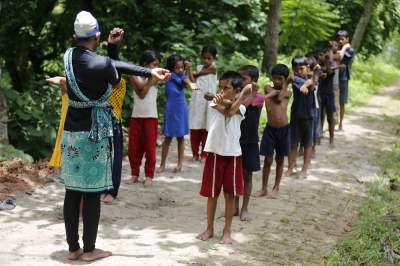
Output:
[157,54,197,173]
[337,30,354,131]
[129,50,161,186]
[235,65,263,221]
[318,47,336,148]
[286,56,319,178]
[189,45,218,161]
[254,64,291,198]
[197,71,250,244]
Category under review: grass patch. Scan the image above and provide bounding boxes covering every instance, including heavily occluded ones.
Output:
[0,143,33,162]
[326,136,400,265]
[348,56,400,108]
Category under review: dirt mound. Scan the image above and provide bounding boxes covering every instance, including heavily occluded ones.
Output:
[0,159,54,201]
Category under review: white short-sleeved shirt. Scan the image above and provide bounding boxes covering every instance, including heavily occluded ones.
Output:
[131,76,158,118]
[204,103,246,156]
[189,64,217,130]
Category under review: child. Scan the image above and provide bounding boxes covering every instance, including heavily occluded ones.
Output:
[318,47,336,148]
[129,50,161,186]
[157,54,197,173]
[189,45,218,161]
[197,71,250,244]
[254,64,291,199]
[235,65,263,221]
[286,56,318,178]
[337,30,354,131]
[329,40,341,123]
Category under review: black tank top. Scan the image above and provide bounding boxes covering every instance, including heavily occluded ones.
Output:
[240,105,262,144]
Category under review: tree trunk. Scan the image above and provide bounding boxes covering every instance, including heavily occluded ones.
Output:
[0,67,8,144]
[262,0,281,75]
[351,0,375,53]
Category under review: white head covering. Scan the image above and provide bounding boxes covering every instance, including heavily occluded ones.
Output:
[74,11,99,38]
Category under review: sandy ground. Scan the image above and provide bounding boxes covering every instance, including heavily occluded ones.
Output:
[1,83,399,266]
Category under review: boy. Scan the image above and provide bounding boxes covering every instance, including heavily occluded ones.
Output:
[254,64,291,199]
[197,71,250,244]
[286,56,318,178]
[235,65,263,221]
[337,30,354,131]
[318,47,336,148]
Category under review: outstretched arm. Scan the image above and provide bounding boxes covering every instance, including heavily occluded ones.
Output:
[46,76,67,95]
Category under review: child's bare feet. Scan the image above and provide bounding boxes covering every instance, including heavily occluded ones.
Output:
[267,189,279,199]
[284,169,294,177]
[144,177,153,187]
[80,249,112,262]
[126,176,139,184]
[68,248,83,260]
[253,189,267,197]
[196,228,214,241]
[240,209,251,221]
[191,155,199,162]
[156,165,165,173]
[173,165,182,173]
[329,143,335,149]
[102,194,114,204]
[219,229,233,244]
[299,170,308,179]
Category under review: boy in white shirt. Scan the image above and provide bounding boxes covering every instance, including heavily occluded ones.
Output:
[197,71,251,244]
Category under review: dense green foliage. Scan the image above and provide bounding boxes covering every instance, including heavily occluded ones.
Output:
[0,0,400,158]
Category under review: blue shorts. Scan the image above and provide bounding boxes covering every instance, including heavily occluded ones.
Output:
[339,80,349,105]
[260,124,290,157]
[320,94,336,114]
[290,118,314,148]
[240,143,261,172]
[313,109,322,141]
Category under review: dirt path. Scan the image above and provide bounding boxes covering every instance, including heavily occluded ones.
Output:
[1,83,399,266]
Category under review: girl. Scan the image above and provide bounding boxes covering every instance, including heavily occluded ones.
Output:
[157,54,197,173]
[129,50,161,187]
[189,45,218,161]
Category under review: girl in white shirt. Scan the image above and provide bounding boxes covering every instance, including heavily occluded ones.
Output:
[128,50,161,187]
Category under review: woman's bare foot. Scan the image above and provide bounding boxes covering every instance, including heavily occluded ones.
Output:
[196,228,214,241]
[253,189,267,197]
[219,229,233,244]
[80,249,112,262]
[240,209,251,221]
[267,189,279,199]
[156,165,165,173]
[144,177,153,187]
[191,155,199,162]
[68,248,83,260]
[102,194,114,204]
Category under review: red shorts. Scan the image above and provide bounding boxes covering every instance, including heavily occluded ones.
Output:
[200,153,244,197]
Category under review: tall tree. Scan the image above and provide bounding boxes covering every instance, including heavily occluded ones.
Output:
[351,0,375,53]
[262,0,281,75]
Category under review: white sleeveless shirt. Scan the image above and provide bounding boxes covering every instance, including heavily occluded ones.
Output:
[131,76,158,118]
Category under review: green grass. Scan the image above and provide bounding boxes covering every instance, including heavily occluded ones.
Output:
[0,143,33,162]
[326,138,400,264]
[348,56,400,108]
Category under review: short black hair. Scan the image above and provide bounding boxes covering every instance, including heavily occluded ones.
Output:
[271,64,289,78]
[166,54,184,71]
[238,65,259,81]
[139,50,161,67]
[318,47,330,54]
[291,56,307,68]
[201,44,217,58]
[306,57,317,70]
[337,30,349,37]
[220,71,243,89]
